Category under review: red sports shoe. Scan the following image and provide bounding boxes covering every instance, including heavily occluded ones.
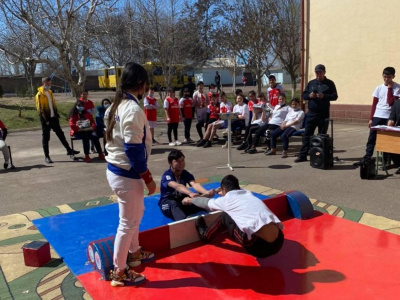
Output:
[84,155,91,163]
[98,153,106,160]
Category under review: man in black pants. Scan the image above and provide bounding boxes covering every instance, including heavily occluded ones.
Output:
[295,64,338,162]
[35,77,79,163]
[182,175,284,258]
[215,71,221,93]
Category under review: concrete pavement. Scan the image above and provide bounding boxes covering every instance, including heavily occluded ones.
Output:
[1,120,399,221]
[1,119,400,300]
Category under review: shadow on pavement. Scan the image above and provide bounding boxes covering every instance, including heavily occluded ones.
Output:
[1,164,52,173]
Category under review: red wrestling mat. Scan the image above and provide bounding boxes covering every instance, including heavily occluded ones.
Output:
[77,213,400,299]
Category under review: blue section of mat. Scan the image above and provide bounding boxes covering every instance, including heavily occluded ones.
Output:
[33,182,270,276]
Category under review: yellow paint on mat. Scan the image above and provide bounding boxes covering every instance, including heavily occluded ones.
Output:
[385,228,400,235]
[37,265,70,300]
[21,211,43,221]
[83,292,94,300]
[0,242,59,282]
[262,189,283,196]
[326,205,339,215]
[56,204,74,214]
[359,213,400,232]
[0,214,36,240]
[245,184,275,194]
[336,210,345,218]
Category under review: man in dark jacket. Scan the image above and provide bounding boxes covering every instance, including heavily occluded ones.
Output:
[295,64,338,162]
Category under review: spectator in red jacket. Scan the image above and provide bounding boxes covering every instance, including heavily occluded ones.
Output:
[69,101,105,163]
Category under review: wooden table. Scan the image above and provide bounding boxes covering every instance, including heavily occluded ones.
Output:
[375,129,400,175]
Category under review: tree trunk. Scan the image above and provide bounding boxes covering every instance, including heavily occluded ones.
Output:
[290,73,297,99]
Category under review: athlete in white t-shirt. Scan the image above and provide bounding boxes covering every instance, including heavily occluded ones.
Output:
[360,67,400,162]
[182,175,284,258]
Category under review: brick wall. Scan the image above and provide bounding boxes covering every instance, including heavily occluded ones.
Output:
[330,104,370,124]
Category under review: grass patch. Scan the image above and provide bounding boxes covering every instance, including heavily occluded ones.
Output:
[0,99,102,130]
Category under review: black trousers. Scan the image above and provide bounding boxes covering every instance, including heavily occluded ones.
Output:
[41,117,71,157]
[364,117,388,158]
[244,124,260,145]
[204,212,284,258]
[167,123,179,142]
[251,123,280,147]
[196,120,205,139]
[298,113,329,158]
[183,118,192,140]
[160,199,206,221]
[74,131,103,155]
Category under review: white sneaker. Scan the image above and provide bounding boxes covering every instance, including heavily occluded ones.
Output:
[169,142,175,146]
[221,142,228,148]
[175,141,182,146]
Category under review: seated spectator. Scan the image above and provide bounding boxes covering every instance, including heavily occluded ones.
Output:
[96,98,111,138]
[266,98,305,158]
[237,103,267,151]
[69,101,105,163]
[208,84,219,101]
[196,92,232,148]
[196,93,221,147]
[0,119,11,169]
[247,90,258,121]
[258,92,274,118]
[231,94,249,141]
[159,150,216,221]
[246,93,290,154]
[235,88,249,104]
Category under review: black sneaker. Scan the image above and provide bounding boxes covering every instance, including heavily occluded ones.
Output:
[294,156,307,163]
[4,162,9,169]
[45,157,54,163]
[353,157,369,167]
[247,148,257,154]
[395,168,400,175]
[195,216,208,242]
[67,149,80,155]
[203,140,212,148]
[236,142,248,151]
[196,139,206,147]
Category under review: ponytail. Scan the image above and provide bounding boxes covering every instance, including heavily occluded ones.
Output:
[105,89,124,142]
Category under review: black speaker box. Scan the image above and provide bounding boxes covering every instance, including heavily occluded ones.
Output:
[310,134,333,169]
[360,158,376,179]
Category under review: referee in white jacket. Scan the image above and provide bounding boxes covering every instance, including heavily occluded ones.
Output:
[104,62,156,287]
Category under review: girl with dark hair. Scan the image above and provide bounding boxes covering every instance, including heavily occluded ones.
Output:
[266,98,305,158]
[68,101,104,163]
[95,98,111,138]
[104,62,156,287]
